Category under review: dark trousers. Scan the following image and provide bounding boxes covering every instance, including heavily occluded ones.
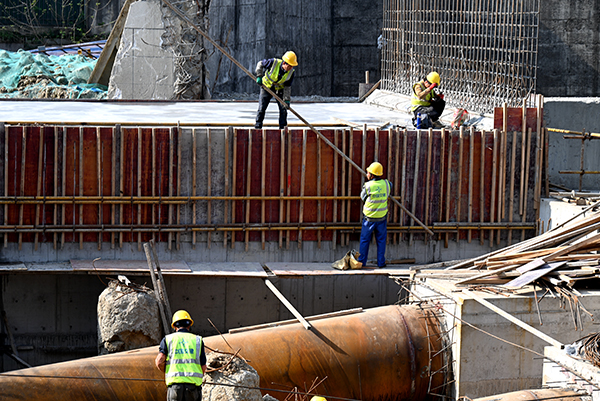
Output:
[358,218,388,267]
[255,87,287,129]
[413,97,446,122]
[167,383,201,401]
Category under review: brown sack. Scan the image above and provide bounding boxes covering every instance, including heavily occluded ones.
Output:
[331,250,362,270]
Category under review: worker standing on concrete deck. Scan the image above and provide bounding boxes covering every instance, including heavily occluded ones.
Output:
[358,162,392,268]
[410,71,446,129]
[155,310,207,401]
[254,51,298,129]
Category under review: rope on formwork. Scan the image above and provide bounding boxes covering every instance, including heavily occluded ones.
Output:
[157,0,434,236]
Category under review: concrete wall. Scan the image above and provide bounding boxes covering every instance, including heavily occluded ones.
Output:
[414,280,600,400]
[0,271,401,372]
[538,1,600,97]
[206,0,382,97]
[108,0,175,99]
[543,98,600,190]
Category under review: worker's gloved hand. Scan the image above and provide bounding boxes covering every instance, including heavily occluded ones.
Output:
[285,100,290,107]
[438,93,444,99]
[256,77,262,85]
[429,82,438,89]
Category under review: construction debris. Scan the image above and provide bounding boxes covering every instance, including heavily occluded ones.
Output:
[97,278,162,354]
[203,352,262,401]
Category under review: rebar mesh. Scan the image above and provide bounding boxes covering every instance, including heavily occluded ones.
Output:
[381,0,540,114]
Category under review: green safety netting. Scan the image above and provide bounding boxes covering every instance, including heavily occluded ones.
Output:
[0,49,107,99]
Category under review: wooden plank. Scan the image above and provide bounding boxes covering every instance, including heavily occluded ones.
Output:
[192,129,197,247]
[245,130,252,251]
[71,259,191,272]
[261,129,266,250]
[137,127,142,250]
[489,129,498,247]
[457,127,464,242]
[53,126,59,249]
[87,0,136,86]
[3,124,7,249]
[468,127,474,243]
[224,127,230,248]
[18,127,26,250]
[298,129,307,249]
[78,127,83,249]
[445,129,452,247]
[332,130,339,250]
[317,133,322,248]
[508,130,517,245]
[111,126,118,248]
[34,128,44,250]
[144,243,170,336]
[468,291,563,348]
[176,126,181,250]
[522,127,532,241]
[425,129,432,243]
[264,279,311,330]
[279,129,285,249]
[168,128,174,250]
[207,128,212,249]
[96,127,102,250]
[410,130,421,246]
[231,129,237,249]
[393,128,400,244]
[504,261,566,289]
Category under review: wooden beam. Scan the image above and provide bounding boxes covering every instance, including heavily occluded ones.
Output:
[264,279,311,330]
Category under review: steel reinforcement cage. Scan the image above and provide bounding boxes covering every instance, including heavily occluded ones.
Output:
[380,0,540,114]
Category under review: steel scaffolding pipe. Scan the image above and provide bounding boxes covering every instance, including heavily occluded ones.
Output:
[0,305,449,401]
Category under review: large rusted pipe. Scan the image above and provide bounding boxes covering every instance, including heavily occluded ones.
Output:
[0,305,446,401]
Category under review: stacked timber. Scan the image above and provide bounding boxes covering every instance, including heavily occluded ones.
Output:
[442,210,600,290]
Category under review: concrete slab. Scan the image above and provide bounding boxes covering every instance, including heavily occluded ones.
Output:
[0,99,411,127]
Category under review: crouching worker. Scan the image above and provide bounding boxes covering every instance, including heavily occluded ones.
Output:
[155,310,207,401]
[410,71,446,129]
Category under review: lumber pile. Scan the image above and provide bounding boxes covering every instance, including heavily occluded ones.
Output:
[444,210,600,290]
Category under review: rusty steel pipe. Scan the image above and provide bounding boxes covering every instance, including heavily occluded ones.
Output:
[0,305,447,401]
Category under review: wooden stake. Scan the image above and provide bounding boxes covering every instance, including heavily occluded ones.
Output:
[207,128,212,249]
[137,127,142,251]
[18,127,26,250]
[439,128,446,243]
[192,129,197,247]
[480,129,485,245]
[54,126,59,250]
[79,127,83,250]
[34,128,44,250]
[317,134,322,248]
[224,127,230,248]
[457,127,464,242]
[393,128,400,244]
[332,130,339,250]
[425,128,433,243]
[410,129,421,246]
[62,127,67,249]
[341,130,347,246]
[468,127,474,243]
[522,127,532,241]
[261,129,266,250]
[231,129,237,249]
[346,129,354,247]
[3,124,8,249]
[96,127,102,250]
[278,129,284,249]
[508,129,517,246]
[176,126,181,250]
[490,129,498,247]
[298,129,307,249]
[445,129,452,248]
[286,130,292,249]
[245,130,252,251]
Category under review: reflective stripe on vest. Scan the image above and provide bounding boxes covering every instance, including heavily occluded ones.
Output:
[410,81,434,111]
[165,332,204,386]
[262,59,294,91]
[362,179,391,218]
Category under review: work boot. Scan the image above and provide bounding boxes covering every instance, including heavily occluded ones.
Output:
[432,120,445,129]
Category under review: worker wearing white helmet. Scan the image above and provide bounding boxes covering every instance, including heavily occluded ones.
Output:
[358,162,393,268]
[254,51,298,129]
[410,71,446,129]
[155,310,207,401]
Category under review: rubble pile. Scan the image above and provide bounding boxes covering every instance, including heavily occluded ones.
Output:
[203,352,263,401]
[97,278,162,354]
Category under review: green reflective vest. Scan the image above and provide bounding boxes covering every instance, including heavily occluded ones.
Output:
[362,179,391,218]
[262,59,294,91]
[165,331,204,386]
[410,81,434,111]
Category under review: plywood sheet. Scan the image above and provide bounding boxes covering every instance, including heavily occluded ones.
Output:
[186,262,267,277]
[70,259,191,272]
[266,262,389,276]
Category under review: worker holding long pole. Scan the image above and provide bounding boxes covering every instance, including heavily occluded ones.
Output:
[159,0,433,236]
[254,51,298,129]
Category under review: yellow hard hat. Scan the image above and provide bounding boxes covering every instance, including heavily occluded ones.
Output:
[366,161,383,176]
[282,51,298,66]
[310,397,327,401]
[426,71,440,85]
[171,310,194,329]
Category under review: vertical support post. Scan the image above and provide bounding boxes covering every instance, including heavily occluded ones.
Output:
[245,130,252,251]
[96,127,102,250]
[298,129,307,249]
[261,129,266,250]
[192,129,197,247]
[34,128,44,250]
[206,128,212,249]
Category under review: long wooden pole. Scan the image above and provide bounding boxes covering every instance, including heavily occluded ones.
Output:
[158,0,432,235]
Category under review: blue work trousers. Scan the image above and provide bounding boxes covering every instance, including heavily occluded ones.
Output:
[358,218,387,267]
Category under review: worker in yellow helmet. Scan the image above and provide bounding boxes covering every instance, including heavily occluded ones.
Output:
[254,51,298,129]
[311,396,327,401]
[155,310,207,401]
[410,71,446,129]
[358,162,393,268]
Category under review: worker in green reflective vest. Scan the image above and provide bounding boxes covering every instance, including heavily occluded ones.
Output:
[254,51,298,129]
[358,162,392,268]
[155,310,207,401]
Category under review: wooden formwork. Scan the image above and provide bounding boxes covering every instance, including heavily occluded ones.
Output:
[0,115,544,251]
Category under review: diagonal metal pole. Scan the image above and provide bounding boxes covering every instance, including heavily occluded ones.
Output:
[159,0,433,236]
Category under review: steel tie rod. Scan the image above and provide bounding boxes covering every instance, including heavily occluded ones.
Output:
[159,0,433,236]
